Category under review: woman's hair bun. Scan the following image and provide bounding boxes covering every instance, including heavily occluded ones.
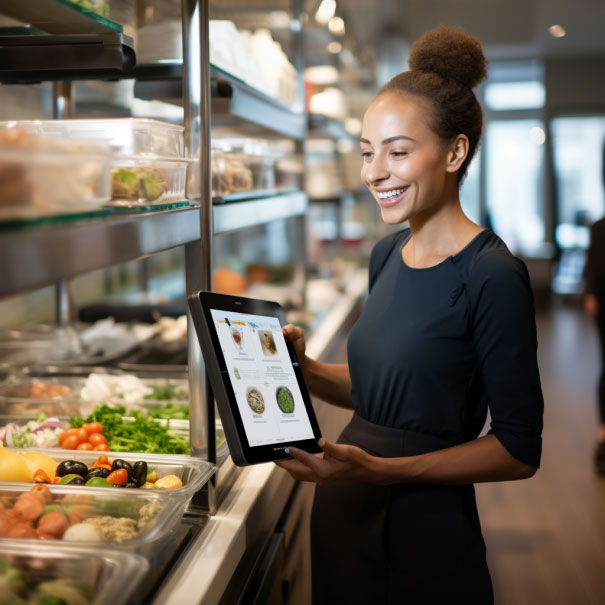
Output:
[408,25,488,89]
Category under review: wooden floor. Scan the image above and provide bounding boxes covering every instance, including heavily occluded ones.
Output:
[476,301,605,605]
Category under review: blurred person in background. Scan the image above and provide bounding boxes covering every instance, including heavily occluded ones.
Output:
[584,149,605,472]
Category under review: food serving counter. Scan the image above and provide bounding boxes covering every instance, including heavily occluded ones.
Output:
[152,270,367,604]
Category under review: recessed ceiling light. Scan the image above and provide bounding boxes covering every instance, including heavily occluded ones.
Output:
[327,41,343,54]
[549,24,566,38]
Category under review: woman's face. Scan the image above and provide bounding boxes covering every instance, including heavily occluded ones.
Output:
[360,92,454,225]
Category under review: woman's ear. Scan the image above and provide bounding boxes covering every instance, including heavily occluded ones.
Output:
[445,134,469,174]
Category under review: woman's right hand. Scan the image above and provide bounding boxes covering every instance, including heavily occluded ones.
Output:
[282,323,307,366]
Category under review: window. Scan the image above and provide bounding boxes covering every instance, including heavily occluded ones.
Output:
[485,81,545,111]
[485,120,545,255]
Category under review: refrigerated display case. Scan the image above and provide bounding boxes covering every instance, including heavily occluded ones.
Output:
[0,0,367,601]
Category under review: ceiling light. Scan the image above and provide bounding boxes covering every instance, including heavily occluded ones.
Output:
[327,41,342,54]
[548,24,566,38]
[328,16,345,35]
[315,0,336,25]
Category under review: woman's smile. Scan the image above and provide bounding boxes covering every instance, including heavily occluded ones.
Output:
[374,186,410,207]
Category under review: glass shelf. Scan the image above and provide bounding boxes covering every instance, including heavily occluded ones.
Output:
[132,62,305,140]
[0,0,122,35]
[0,207,201,299]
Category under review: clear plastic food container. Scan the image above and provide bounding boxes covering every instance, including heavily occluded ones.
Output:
[0,129,112,220]
[4,118,184,161]
[0,119,188,206]
[0,367,189,415]
[211,138,282,199]
[3,449,216,500]
[109,158,187,205]
[0,539,149,605]
[0,482,190,560]
[0,375,84,417]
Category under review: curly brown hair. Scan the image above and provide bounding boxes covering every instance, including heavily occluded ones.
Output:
[378,25,488,184]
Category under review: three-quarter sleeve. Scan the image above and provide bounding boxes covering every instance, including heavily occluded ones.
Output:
[468,250,544,468]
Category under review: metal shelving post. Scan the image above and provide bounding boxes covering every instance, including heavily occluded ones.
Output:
[182,0,217,513]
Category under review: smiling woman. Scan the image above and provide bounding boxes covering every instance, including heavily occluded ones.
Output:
[279,24,544,605]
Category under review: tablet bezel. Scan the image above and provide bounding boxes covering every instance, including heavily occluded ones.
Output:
[189,290,322,465]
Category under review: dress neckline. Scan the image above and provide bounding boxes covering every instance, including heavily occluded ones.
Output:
[399,228,489,272]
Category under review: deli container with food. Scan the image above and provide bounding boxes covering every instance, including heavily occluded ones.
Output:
[0,126,112,220]
[0,374,84,418]
[0,482,196,562]
[0,366,129,420]
[0,366,189,417]
[0,118,188,206]
[0,539,149,605]
[211,138,281,200]
[0,447,216,501]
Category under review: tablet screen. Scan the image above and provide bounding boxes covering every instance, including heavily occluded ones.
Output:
[209,308,315,448]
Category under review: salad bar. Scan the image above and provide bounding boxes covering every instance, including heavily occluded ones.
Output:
[0,361,218,604]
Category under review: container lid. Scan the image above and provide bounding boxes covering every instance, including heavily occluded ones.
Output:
[0,539,149,605]
[0,118,185,159]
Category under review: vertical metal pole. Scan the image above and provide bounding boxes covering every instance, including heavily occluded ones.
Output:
[182,0,216,513]
[52,82,78,327]
[292,0,309,308]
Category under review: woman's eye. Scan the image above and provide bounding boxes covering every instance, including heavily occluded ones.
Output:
[391,150,408,158]
[360,151,373,160]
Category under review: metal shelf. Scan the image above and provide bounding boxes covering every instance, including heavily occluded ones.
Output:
[213,191,307,235]
[0,33,136,83]
[308,113,355,140]
[133,62,305,140]
[210,65,305,140]
[0,191,309,297]
[0,207,201,299]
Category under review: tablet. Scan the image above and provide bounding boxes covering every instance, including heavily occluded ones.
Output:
[188,290,322,466]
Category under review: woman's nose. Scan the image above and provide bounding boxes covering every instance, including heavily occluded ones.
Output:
[364,155,389,185]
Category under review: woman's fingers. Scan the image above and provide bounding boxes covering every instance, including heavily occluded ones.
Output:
[318,439,349,460]
[275,458,318,482]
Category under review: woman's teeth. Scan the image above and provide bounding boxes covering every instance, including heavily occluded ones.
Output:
[377,188,407,199]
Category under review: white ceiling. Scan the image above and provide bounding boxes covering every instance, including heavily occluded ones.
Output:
[337,0,605,61]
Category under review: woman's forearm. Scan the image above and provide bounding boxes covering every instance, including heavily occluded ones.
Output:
[376,434,536,485]
[303,358,353,409]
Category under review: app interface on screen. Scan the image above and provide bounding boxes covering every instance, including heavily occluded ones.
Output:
[210,309,315,447]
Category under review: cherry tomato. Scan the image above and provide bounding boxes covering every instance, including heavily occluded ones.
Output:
[61,435,80,450]
[106,468,128,485]
[58,428,78,445]
[93,443,110,452]
[83,422,103,435]
[76,441,94,451]
[88,433,107,446]
[75,428,88,444]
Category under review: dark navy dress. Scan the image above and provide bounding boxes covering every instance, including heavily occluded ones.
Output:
[310,228,544,604]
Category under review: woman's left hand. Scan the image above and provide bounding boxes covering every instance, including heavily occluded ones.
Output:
[275,438,383,484]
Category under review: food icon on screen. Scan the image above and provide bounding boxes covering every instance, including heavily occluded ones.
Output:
[258,330,277,355]
[230,326,243,350]
[246,386,265,414]
[276,386,294,414]
[233,368,240,380]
